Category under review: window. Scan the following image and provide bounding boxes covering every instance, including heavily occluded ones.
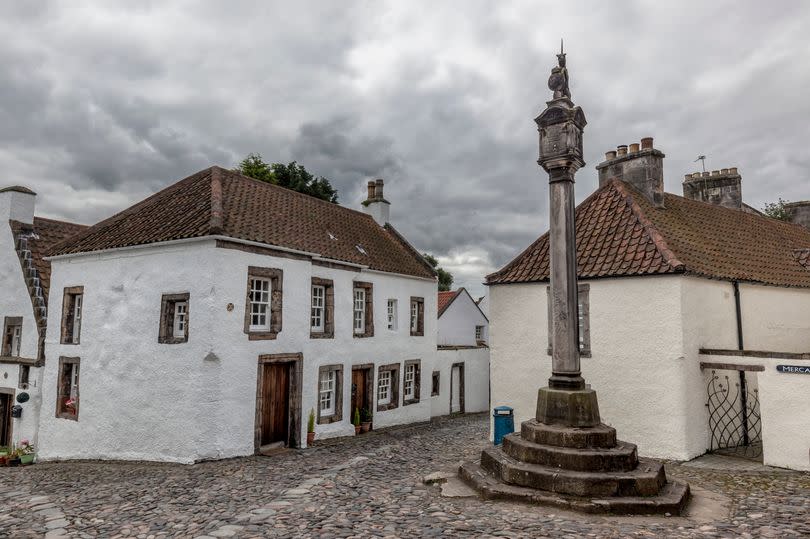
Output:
[353,288,365,334]
[431,371,440,396]
[310,278,334,339]
[353,282,374,338]
[409,297,424,336]
[311,285,325,332]
[244,267,283,340]
[387,299,398,330]
[475,325,485,343]
[158,293,190,344]
[2,317,22,357]
[60,287,84,344]
[18,365,30,389]
[547,283,591,357]
[317,364,343,424]
[376,364,400,411]
[403,360,421,405]
[56,357,80,420]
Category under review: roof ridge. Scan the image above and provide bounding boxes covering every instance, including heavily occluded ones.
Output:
[611,180,685,271]
[33,216,88,228]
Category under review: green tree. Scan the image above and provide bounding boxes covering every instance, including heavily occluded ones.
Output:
[423,253,454,291]
[236,153,339,203]
[762,198,792,221]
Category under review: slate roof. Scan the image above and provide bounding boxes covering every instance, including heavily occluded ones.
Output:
[487,179,810,288]
[50,166,436,280]
[9,217,88,303]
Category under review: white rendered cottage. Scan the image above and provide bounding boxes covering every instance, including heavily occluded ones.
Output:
[0,186,86,451]
[36,168,437,463]
[488,139,810,471]
[431,288,490,416]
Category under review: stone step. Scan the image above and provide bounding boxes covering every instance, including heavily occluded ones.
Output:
[521,419,617,449]
[480,446,666,498]
[502,433,638,472]
[459,461,690,516]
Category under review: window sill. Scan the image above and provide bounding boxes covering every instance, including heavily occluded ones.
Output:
[376,402,398,412]
[353,333,373,339]
[60,341,81,346]
[247,331,279,341]
[310,331,334,340]
[547,349,592,358]
[403,398,420,406]
[159,338,188,345]
[410,332,424,337]
[317,414,341,425]
[56,412,78,421]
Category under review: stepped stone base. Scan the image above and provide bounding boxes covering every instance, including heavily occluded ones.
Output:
[460,386,690,515]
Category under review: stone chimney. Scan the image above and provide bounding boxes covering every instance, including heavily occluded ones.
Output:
[785,201,810,229]
[0,186,36,225]
[596,137,665,207]
[682,168,742,210]
[362,178,390,225]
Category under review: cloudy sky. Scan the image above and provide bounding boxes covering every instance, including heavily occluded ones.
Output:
[2,1,810,297]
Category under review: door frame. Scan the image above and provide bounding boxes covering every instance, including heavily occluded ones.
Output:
[255,353,303,451]
[351,363,374,417]
[449,362,465,414]
[0,388,13,448]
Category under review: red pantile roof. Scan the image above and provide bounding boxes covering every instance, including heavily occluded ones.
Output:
[487,180,810,288]
[50,167,436,280]
[10,217,88,303]
[438,290,461,317]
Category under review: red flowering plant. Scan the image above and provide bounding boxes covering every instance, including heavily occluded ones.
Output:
[17,438,34,455]
[64,398,77,413]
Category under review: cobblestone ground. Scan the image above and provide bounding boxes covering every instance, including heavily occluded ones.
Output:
[0,414,808,538]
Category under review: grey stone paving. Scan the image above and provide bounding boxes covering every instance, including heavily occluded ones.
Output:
[0,413,808,538]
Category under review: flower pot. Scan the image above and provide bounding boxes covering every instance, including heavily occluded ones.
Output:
[306,431,315,445]
[360,421,371,433]
[354,425,361,435]
[19,454,34,465]
[8,458,20,467]
[0,455,8,467]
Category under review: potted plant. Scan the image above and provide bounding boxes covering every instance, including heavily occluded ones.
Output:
[353,407,361,435]
[17,439,35,465]
[306,409,315,445]
[360,408,372,433]
[0,446,9,467]
[7,448,21,467]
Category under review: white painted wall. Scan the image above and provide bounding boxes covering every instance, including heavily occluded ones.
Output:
[0,194,42,451]
[739,283,810,352]
[431,347,489,416]
[437,290,488,347]
[38,240,437,463]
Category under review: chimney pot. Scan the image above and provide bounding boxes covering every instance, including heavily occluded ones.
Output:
[367,181,376,201]
[617,145,628,156]
[702,171,710,178]
[730,167,738,175]
[374,178,384,199]
[721,168,729,174]
[629,143,640,153]
[684,174,691,181]
[640,137,653,150]
[711,170,719,176]
[605,150,617,160]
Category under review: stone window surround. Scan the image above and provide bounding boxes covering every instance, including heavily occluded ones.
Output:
[310,277,335,339]
[410,296,425,337]
[353,281,374,338]
[546,283,591,358]
[158,293,190,344]
[60,286,84,345]
[2,316,22,357]
[376,363,400,412]
[56,356,80,421]
[317,364,344,425]
[403,359,421,406]
[431,371,440,397]
[244,267,283,340]
[18,364,30,389]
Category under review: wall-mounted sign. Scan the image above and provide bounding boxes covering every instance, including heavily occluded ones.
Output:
[776,365,810,374]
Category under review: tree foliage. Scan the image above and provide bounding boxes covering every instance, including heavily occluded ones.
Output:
[762,198,792,221]
[423,253,454,291]
[236,153,339,203]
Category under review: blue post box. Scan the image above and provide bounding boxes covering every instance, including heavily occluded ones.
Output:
[493,406,514,445]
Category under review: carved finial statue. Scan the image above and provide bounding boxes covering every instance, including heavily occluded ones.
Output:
[547,39,570,99]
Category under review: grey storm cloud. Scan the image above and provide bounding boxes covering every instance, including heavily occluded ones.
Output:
[2,1,810,297]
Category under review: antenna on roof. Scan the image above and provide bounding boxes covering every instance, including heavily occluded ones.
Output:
[694,155,707,173]
[560,38,564,55]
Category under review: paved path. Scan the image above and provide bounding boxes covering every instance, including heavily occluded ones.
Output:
[1,414,808,538]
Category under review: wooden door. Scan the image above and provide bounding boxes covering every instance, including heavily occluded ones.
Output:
[261,363,290,446]
[351,369,369,418]
[0,393,12,448]
[450,365,463,414]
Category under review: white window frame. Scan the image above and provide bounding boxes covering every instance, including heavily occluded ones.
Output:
[404,364,416,400]
[353,288,366,334]
[377,369,391,405]
[319,369,335,416]
[71,294,83,344]
[249,277,271,331]
[410,300,418,333]
[475,325,484,341]
[69,363,79,401]
[311,285,325,332]
[172,301,188,339]
[10,325,21,357]
[387,299,397,331]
